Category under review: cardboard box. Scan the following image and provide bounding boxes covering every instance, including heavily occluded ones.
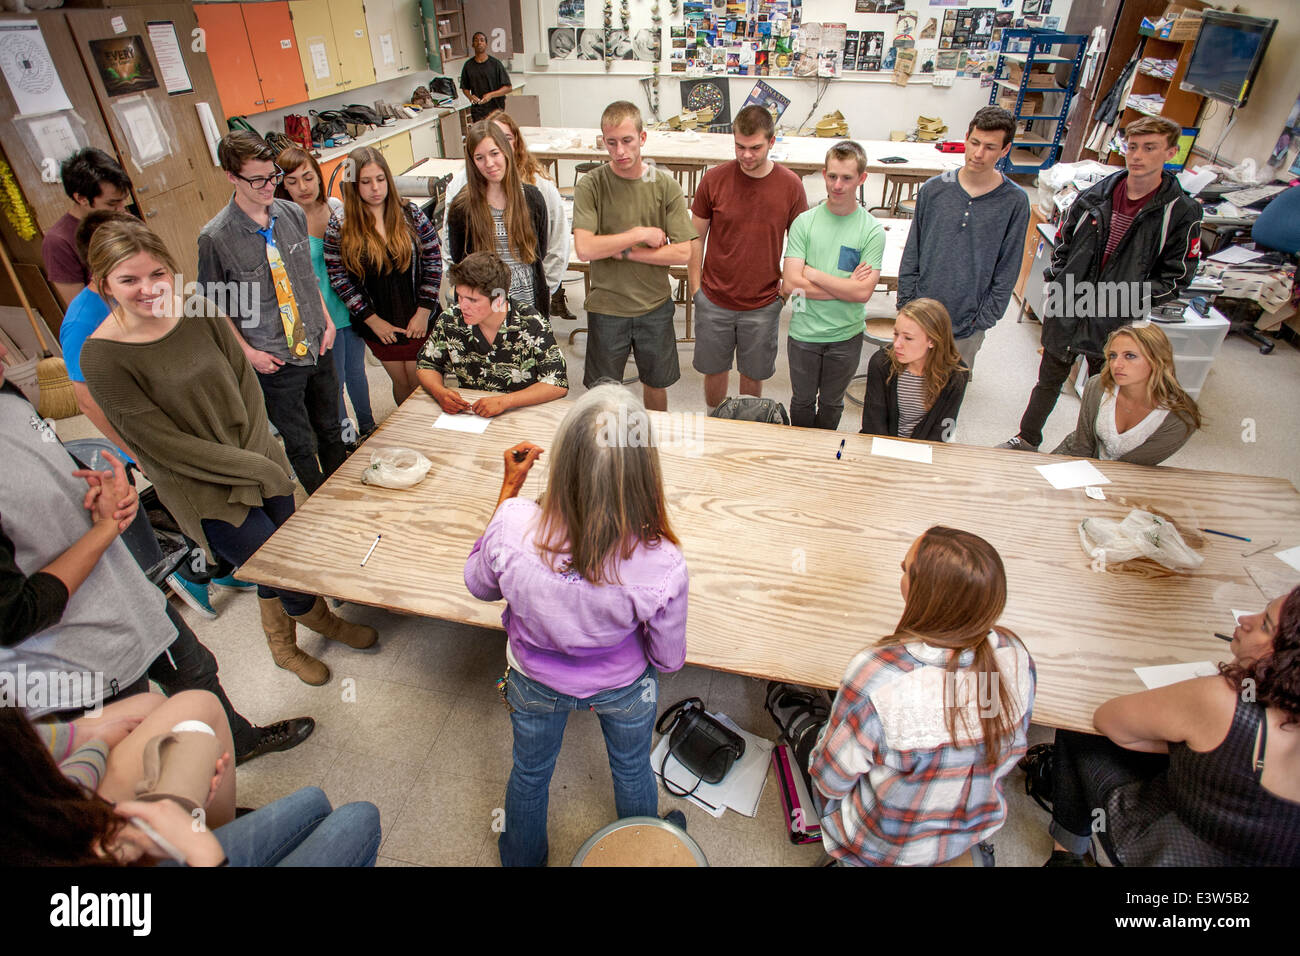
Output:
[1160,5,1203,43]
[1006,60,1058,89]
[997,90,1045,115]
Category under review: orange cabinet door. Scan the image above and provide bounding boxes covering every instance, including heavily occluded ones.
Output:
[320,155,349,200]
[242,1,308,112]
[195,3,265,118]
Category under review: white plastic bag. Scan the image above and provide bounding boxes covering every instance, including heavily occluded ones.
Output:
[1078,509,1204,571]
[359,446,432,489]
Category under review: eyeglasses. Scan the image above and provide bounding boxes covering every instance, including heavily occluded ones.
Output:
[235,165,285,190]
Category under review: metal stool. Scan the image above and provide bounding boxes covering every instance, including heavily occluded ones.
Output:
[571,816,707,867]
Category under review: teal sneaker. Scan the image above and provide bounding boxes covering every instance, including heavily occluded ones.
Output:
[211,574,257,591]
[166,574,218,620]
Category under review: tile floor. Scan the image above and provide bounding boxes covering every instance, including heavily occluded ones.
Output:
[53,175,1300,865]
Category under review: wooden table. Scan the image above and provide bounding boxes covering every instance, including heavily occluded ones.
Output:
[521,127,964,178]
[404,157,465,180]
[239,393,1300,734]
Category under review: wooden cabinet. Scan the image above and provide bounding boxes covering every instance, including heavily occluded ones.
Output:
[409,121,442,163]
[241,2,307,112]
[378,132,414,174]
[289,0,342,99]
[137,182,204,279]
[394,0,428,77]
[364,0,402,82]
[329,0,376,93]
[320,154,348,199]
[194,4,263,117]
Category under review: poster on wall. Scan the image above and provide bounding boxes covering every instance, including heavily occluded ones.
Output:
[0,20,73,116]
[146,21,193,95]
[90,35,159,96]
[893,11,918,49]
[557,0,585,27]
[859,31,884,70]
[549,27,577,59]
[680,76,731,126]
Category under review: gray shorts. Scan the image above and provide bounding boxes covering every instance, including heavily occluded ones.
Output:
[583,298,680,389]
[691,290,783,380]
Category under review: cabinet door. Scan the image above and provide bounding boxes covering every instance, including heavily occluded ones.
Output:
[383,133,414,174]
[195,3,265,117]
[289,0,343,99]
[328,0,376,93]
[138,182,203,281]
[393,0,427,75]
[320,154,348,200]
[365,0,401,83]
[418,0,441,73]
[242,1,308,112]
[408,121,442,163]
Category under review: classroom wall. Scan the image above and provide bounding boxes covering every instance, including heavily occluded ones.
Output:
[1189,0,1300,174]
[518,0,1074,137]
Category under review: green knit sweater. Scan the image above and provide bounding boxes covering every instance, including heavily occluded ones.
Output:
[81,312,296,559]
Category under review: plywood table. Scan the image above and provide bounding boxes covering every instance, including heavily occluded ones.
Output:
[239,393,1300,734]
[520,127,963,178]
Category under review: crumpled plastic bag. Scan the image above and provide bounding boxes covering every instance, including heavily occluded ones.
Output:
[1078,509,1203,571]
[359,447,432,489]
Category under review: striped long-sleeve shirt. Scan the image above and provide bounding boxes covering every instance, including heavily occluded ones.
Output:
[37,719,110,791]
[322,201,442,325]
[809,630,1036,866]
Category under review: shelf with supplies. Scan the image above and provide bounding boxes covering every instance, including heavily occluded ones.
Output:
[991,29,1087,175]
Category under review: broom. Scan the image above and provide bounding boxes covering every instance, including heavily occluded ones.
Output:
[0,239,79,419]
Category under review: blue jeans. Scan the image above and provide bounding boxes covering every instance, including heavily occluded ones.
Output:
[212,787,380,866]
[331,324,376,435]
[499,664,660,867]
[200,494,314,615]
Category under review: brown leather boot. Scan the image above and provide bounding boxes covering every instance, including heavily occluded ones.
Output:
[260,597,330,685]
[550,286,576,320]
[291,596,379,649]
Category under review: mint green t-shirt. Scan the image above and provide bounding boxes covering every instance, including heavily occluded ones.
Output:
[785,203,886,343]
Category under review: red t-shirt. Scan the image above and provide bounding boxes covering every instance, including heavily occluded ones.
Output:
[1101,179,1157,271]
[41,212,89,286]
[692,160,808,311]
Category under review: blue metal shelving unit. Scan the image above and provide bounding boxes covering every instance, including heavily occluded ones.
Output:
[990,29,1087,174]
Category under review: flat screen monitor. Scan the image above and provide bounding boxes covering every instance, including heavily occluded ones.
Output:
[1179,11,1276,109]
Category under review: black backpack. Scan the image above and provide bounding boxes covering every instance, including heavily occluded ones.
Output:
[428,76,457,104]
[340,104,383,127]
[709,396,790,425]
[309,109,350,146]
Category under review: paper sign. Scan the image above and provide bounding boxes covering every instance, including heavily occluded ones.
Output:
[870,436,933,464]
[147,21,194,96]
[111,16,126,34]
[21,113,81,167]
[1036,459,1110,490]
[1135,661,1218,689]
[309,39,331,79]
[1084,486,1106,500]
[1274,545,1300,573]
[380,33,395,65]
[281,39,292,50]
[0,21,73,116]
[433,412,490,434]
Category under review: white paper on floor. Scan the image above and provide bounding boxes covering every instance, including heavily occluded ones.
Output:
[1135,661,1218,689]
[433,412,491,433]
[652,711,772,819]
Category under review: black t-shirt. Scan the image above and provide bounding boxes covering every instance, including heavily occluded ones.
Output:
[459,56,511,120]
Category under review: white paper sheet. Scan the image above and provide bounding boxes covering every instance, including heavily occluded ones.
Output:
[1275,545,1300,573]
[1084,485,1106,500]
[433,412,490,434]
[23,113,81,167]
[196,102,222,166]
[1208,245,1265,264]
[147,21,194,95]
[0,21,73,116]
[1135,661,1218,689]
[651,711,772,818]
[1036,459,1110,490]
[870,436,933,464]
[309,40,331,80]
[379,33,395,65]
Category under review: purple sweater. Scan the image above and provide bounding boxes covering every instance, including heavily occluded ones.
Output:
[464,498,688,698]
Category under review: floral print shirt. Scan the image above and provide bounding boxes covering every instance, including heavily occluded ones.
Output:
[416,300,568,392]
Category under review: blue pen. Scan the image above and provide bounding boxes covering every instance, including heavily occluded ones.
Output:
[836,439,845,460]
[1202,528,1250,542]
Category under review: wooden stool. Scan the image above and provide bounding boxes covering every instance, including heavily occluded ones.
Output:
[571,816,708,867]
[871,173,927,217]
[659,162,705,201]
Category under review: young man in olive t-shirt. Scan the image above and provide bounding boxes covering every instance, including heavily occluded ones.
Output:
[573,101,696,412]
[781,141,885,430]
[689,104,808,410]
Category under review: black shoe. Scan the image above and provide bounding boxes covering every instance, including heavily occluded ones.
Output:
[1043,849,1091,867]
[236,717,315,765]
[551,287,577,321]
[663,809,687,832]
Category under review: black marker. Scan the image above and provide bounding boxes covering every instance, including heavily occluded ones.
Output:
[512,450,528,463]
[1214,633,1233,642]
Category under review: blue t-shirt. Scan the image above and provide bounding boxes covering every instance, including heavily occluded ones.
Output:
[58,287,111,383]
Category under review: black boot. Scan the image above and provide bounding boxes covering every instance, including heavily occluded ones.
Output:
[551,286,576,320]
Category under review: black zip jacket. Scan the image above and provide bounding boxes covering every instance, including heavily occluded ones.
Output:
[859,348,969,442]
[1042,169,1202,360]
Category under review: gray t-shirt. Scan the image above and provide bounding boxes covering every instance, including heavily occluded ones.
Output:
[0,390,174,715]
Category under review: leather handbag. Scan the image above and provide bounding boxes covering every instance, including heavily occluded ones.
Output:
[655,697,745,796]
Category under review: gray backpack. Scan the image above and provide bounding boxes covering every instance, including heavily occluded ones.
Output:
[709,396,789,425]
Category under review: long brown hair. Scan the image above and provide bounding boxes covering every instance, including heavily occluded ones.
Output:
[451,121,537,265]
[0,706,128,865]
[886,297,965,408]
[485,109,551,184]
[1100,323,1202,430]
[338,147,415,275]
[274,145,328,207]
[1219,586,1300,728]
[879,527,1025,767]
[535,384,679,585]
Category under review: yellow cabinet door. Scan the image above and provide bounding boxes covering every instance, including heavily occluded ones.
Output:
[383,132,415,174]
[364,0,401,83]
[289,0,344,99]
[329,0,376,93]
[393,0,427,75]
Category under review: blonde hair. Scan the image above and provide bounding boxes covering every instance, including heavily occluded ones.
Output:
[535,384,679,585]
[600,100,643,134]
[1100,323,1202,430]
[87,218,180,317]
[886,298,966,408]
[337,147,415,276]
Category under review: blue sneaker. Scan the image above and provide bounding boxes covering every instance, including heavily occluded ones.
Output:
[211,574,257,591]
[166,574,218,620]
